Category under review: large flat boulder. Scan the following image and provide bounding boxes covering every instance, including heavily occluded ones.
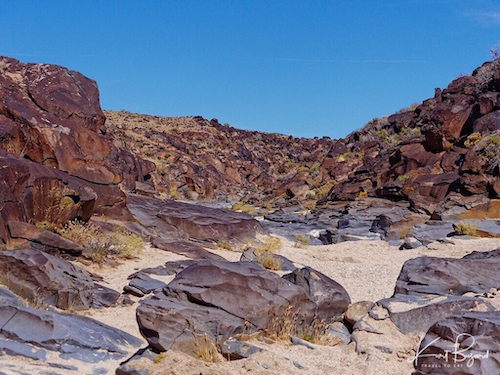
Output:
[128,193,265,243]
[0,286,143,366]
[394,254,500,296]
[136,260,341,355]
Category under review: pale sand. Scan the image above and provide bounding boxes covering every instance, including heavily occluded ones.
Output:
[1,237,499,374]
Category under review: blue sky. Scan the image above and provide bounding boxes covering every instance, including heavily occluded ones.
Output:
[2,1,500,139]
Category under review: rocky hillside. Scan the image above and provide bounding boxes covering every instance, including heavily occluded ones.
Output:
[0,57,499,375]
[103,59,500,222]
[104,110,337,206]
[321,59,500,217]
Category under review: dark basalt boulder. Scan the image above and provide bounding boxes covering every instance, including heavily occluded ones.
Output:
[282,266,351,322]
[0,57,155,245]
[7,220,85,256]
[0,248,94,310]
[412,311,500,374]
[394,255,500,296]
[0,286,143,364]
[136,260,326,354]
[0,248,120,310]
[127,193,265,245]
[152,238,225,260]
[126,271,167,295]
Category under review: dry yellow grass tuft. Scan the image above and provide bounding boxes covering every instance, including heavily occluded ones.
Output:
[254,236,283,270]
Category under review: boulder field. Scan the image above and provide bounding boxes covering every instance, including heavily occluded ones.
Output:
[0,56,498,374]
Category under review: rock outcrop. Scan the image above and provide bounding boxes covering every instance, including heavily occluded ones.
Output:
[0,57,155,246]
[320,60,500,219]
[136,260,350,355]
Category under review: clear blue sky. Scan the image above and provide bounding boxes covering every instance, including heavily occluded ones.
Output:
[2,1,500,139]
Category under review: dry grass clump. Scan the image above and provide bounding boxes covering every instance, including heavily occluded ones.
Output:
[293,234,310,248]
[217,240,234,251]
[254,236,283,270]
[454,221,478,236]
[111,227,144,259]
[232,203,257,215]
[193,334,219,363]
[59,220,143,263]
[266,305,331,345]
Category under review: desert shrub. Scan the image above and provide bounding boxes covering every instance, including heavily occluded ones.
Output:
[358,190,369,198]
[464,132,482,148]
[294,234,310,248]
[217,240,233,251]
[395,174,410,182]
[194,334,219,363]
[303,201,316,210]
[377,129,390,139]
[481,134,500,161]
[336,151,355,162]
[255,236,283,270]
[59,221,143,262]
[314,180,336,199]
[232,203,257,215]
[490,42,500,60]
[112,227,144,259]
[153,352,166,364]
[266,305,330,344]
[35,221,59,233]
[310,162,321,173]
[454,221,478,236]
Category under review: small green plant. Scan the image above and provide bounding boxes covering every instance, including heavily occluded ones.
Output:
[35,221,59,233]
[297,166,309,172]
[464,132,482,148]
[112,227,144,259]
[454,221,478,236]
[294,234,310,248]
[154,352,166,364]
[358,190,369,198]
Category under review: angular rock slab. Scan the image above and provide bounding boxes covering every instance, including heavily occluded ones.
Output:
[412,311,500,374]
[0,287,143,364]
[137,260,317,353]
[7,221,85,256]
[394,255,500,296]
[127,193,264,243]
[0,248,94,310]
